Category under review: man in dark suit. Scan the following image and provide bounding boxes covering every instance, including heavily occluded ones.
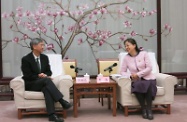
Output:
[21,38,71,122]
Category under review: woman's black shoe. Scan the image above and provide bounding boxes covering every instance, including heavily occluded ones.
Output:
[142,109,147,119]
[147,110,154,120]
[49,114,64,122]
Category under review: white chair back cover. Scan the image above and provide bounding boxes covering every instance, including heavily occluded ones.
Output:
[117,52,159,74]
[45,54,65,78]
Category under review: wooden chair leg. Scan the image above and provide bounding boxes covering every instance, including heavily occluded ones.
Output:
[18,109,22,119]
[63,110,67,118]
[124,106,128,116]
[166,104,171,114]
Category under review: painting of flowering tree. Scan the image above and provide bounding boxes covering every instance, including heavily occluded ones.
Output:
[1,0,172,59]
[1,0,173,76]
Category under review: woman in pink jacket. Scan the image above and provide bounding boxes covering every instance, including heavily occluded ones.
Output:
[120,38,157,120]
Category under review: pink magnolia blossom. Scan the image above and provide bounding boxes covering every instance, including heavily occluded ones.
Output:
[47,20,53,25]
[68,25,75,32]
[77,10,84,15]
[119,35,127,41]
[58,35,64,41]
[46,43,54,50]
[125,6,133,13]
[16,6,23,12]
[92,34,97,39]
[118,44,122,49]
[16,12,23,18]
[169,27,173,32]
[141,11,147,17]
[94,20,99,25]
[25,10,31,16]
[58,10,67,16]
[10,25,13,29]
[1,12,9,18]
[92,10,98,15]
[64,55,69,59]
[123,21,132,28]
[101,34,108,40]
[88,31,93,36]
[132,11,138,16]
[89,14,93,19]
[99,40,104,46]
[149,29,156,35]
[79,20,85,26]
[153,9,157,13]
[139,47,144,51]
[53,12,58,18]
[23,34,28,40]
[46,11,52,16]
[17,19,22,25]
[77,38,83,45]
[130,31,137,36]
[164,24,170,30]
[54,28,58,33]
[118,10,124,15]
[100,8,107,14]
[148,11,154,15]
[12,37,19,43]
[30,26,37,32]
[39,26,46,33]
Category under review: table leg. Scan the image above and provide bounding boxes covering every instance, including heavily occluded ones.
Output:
[112,85,116,116]
[73,87,78,117]
[108,94,111,109]
[186,78,187,92]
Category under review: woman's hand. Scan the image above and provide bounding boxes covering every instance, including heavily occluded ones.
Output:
[130,74,139,80]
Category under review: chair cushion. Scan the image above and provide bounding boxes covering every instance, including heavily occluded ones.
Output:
[24,91,44,100]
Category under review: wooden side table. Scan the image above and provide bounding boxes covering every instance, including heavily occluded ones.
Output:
[73,79,117,117]
[165,72,187,91]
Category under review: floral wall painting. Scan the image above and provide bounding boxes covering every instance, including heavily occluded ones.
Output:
[1,0,172,76]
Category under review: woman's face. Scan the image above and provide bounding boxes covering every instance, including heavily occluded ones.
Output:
[124,41,136,54]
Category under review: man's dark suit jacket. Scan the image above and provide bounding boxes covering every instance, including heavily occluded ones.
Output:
[21,52,52,89]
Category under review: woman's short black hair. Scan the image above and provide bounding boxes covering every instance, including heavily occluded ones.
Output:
[124,38,140,53]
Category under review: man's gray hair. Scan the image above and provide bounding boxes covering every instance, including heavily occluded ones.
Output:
[30,38,43,50]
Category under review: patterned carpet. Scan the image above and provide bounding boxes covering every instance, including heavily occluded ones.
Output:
[0,93,187,122]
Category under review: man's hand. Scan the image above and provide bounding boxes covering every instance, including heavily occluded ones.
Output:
[130,74,139,80]
[38,73,47,78]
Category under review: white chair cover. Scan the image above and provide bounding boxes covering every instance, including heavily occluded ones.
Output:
[45,54,65,78]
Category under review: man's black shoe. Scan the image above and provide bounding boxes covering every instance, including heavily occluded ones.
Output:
[59,99,72,109]
[49,114,64,122]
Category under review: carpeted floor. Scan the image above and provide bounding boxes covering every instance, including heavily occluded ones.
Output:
[0,92,187,122]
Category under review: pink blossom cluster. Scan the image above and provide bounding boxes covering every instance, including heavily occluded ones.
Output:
[164,24,173,33]
[117,5,157,17]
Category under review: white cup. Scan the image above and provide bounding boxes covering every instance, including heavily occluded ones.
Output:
[84,73,90,82]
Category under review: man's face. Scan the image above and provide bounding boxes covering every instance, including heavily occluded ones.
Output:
[33,41,45,54]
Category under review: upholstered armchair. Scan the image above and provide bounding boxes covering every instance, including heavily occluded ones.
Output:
[10,54,74,119]
[98,52,178,116]
[110,52,178,116]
